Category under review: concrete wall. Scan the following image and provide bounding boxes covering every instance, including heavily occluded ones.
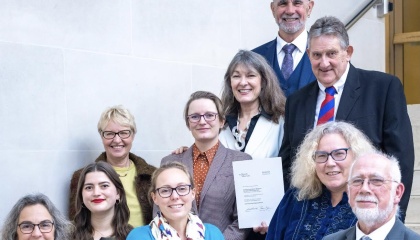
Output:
[1,0,405,226]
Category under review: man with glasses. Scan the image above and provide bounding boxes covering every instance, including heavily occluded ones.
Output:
[323,151,420,240]
[253,0,316,97]
[279,16,414,221]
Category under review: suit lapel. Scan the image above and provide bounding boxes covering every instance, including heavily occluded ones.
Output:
[345,226,356,240]
[385,219,405,240]
[182,147,199,214]
[336,64,361,120]
[245,117,273,156]
[304,82,319,129]
[199,144,227,204]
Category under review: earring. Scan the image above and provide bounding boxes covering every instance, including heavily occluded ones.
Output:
[116,199,120,205]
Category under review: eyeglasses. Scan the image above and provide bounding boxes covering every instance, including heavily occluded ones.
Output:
[313,148,351,163]
[187,113,218,123]
[348,177,399,188]
[18,221,54,234]
[155,185,192,198]
[101,130,131,139]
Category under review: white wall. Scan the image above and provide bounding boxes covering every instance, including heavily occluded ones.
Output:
[0,0,384,223]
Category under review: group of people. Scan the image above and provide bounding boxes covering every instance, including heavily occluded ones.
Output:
[1,0,418,239]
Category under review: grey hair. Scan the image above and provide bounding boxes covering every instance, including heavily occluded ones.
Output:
[1,193,73,240]
[308,16,349,50]
[349,150,402,183]
[291,121,375,200]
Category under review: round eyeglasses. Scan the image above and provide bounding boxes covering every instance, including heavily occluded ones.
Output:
[313,148,351,163]
[187,113,218,123]
[18,221,54,234]
[155,185,192,198]
[101,130,132,139]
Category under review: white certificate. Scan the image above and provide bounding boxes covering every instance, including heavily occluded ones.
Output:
[232,157,284,229]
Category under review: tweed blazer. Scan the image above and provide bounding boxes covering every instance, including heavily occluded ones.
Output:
[159,143,252,240]
[68,152,156,224]
[322,219,420,240]
[279,64,414,221]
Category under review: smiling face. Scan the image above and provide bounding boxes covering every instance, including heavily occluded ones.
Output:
[230,64,262,108]
[187,98,223,146]
[152,168,195,225]
[17,204,55,240]
[271,0,313,41]
[101,121,134,163]
[315,133,353,194]
[82,171,120,216]
[348,154,404,228]
[307,35,353,87]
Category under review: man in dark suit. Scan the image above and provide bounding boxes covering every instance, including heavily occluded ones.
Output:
[323,151,420,240]
[253,0,316,97]
[279,16,414,221]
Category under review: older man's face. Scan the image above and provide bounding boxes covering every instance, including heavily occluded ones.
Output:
[347,154,404,227]
[307,35,353,87]
[271,0,313,40]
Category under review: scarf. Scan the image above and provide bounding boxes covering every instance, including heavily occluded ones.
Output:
[150,211,205,240]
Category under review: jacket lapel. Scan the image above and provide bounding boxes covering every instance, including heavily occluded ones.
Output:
[245,117,274,156]
[336,64,361,120]
[304,82,319,129]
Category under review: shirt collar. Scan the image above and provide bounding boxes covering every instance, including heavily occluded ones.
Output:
[317,62,350,93]
[356,215,396,240]
[276,30,308,55]
[192,142,219,164]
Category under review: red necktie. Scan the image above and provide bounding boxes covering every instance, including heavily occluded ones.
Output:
[317,86,336,125]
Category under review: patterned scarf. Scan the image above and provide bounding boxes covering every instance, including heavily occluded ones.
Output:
[150,211,206,240]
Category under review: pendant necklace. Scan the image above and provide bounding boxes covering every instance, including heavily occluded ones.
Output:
[117,160,131,178]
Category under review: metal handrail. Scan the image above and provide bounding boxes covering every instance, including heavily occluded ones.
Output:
[345,0,377,30]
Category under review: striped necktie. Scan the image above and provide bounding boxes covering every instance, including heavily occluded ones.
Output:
[317,86,337,125]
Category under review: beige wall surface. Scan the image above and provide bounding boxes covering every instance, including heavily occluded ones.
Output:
[0,0,389,223]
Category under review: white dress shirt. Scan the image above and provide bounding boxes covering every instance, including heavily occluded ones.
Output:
[355,216,396,240]
[276,30,308,71]
[314,62,350,127]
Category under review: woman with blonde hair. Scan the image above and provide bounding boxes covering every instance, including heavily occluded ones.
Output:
[266,121,375,240]
[127,161,224,239]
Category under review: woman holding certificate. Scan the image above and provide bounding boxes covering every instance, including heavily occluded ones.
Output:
[266,121,375,240]
[160,91,252,239]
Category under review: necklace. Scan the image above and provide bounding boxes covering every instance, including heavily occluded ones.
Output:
[117,160,131,177]
[232,108,261,151]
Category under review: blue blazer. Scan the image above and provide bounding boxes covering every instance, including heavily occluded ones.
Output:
[252,38,316,97]
[279,64,414,221]
[322,219,420,240]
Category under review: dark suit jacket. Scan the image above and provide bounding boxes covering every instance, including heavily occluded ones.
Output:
[279,64,414,221]
[322,219,420,240]
[252,38,316,97]
[160,144,252,240]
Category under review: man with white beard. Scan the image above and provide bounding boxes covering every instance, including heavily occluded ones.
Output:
[323,151,419,240]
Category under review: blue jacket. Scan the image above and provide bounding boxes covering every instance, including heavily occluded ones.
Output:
[252,38,315,97]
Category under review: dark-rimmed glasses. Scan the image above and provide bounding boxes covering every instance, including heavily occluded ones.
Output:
[101,130,131,139]
[313,148,351,163]
[187,113,218,123]
[156,185,192,198]
[348,177,399,188]
[18,221,54,234]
